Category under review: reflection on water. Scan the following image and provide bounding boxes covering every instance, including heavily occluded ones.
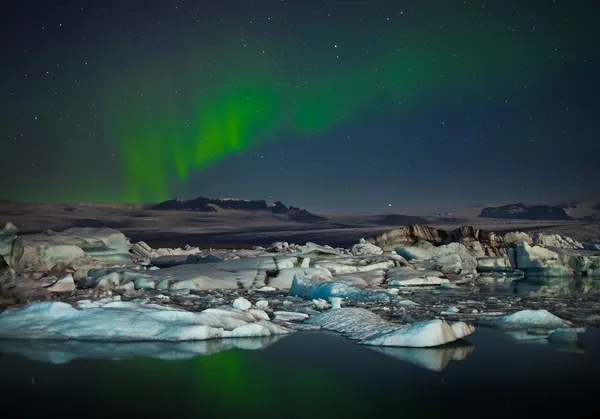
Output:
[368,341,474,371]
[511,277,600,297]
[0,336,285,364]
[1,329,599,418]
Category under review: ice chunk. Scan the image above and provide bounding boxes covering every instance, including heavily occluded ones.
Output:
[289,275,391,303]
[312,299,330,310]
[0,222,18,262]
[487,309,572,329]
[387,267,450,287]
[232,297,252,311]
[504,231,533,246]
[329,297,342,309]
[351,239,383,256]
[273,311,309,322]
[46,274,76,293]
[0,301,291,341]
[429,243,478,275]
[255,300,269,308]
[306,307,474,347]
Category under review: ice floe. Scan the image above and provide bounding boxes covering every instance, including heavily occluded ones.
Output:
[0,299,291,341]
[307,307,475,347]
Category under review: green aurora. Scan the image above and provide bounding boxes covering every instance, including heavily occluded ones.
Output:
[4,1,593,204]
[111,20,585,203]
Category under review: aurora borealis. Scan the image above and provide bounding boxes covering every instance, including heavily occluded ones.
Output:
[2,0,598,211]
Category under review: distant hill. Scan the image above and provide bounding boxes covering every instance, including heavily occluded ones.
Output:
[151,197,328,222]
[478,203,573,220]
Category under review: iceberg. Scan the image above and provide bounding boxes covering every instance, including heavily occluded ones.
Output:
[289,275,391,303]
[509,242,574,277]
[487,309,572,329]
[0,336,284,364]
[0,300,291,341]
[306,307,475,347]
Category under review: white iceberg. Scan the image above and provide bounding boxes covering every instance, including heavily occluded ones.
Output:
[0,300,291,341]
[487,309,573,329]
[509,243,574,277]
[306,307,475,347]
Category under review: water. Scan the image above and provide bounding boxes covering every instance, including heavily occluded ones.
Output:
[1,328,599,419]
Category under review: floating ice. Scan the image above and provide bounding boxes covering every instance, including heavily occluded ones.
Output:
[289,275,391,303]
[487,309,572,329]
[307,307,475,347]
[0,300,290,341]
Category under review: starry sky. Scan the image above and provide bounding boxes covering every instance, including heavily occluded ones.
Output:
[1,0,598,212]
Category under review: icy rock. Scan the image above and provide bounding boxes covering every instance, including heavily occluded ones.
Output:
[0,222,18,261]
[289,275,391,303]
[458,239,486,257]
[367,225,447,251]
[429,243,478,275]
[46,274,76,293]
[257,286,277,292]
[394,246,433,261]
[504,232,533,246]
[9,236,103,278]
[351,239,384,256]
[446,306,460,313]
[307,307,475,348]
[255,300,269,309]
[488,309,572,329]
[0,301,291,341]
[531,233,585,250]
[329,297,342,309]
[233,297,252,311]
[312,298,330,310]
[274,311,309,322]
[130,241,154,259]
[298,242,343,258]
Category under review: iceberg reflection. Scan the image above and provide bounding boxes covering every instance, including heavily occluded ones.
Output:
[368,342,474,371]
[0,335,285,364]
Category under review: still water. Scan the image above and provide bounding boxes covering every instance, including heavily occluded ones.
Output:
[1,328,598,419]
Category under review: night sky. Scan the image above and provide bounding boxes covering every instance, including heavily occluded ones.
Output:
[1,0,598,212]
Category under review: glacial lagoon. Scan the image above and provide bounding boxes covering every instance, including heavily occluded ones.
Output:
[1,326,599,419]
